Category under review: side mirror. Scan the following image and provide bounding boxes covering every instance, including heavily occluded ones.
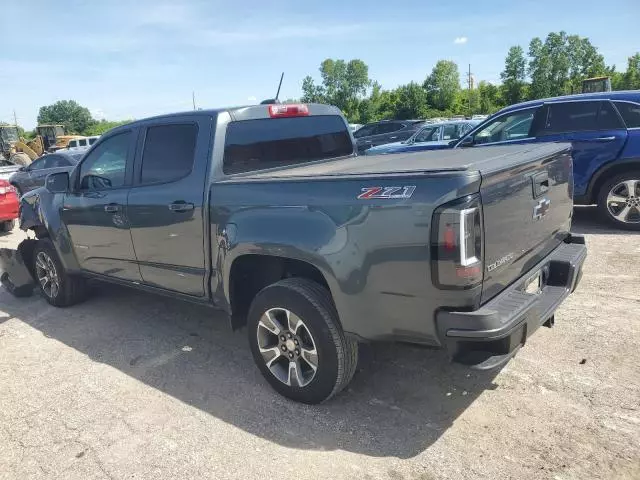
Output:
[459,136,474,147]
[18,166,26,172]
[45,172,69,194]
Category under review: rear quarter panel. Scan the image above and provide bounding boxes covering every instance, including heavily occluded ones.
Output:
[210,173,481,344]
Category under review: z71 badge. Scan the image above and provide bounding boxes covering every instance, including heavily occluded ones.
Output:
[357,186,416,200]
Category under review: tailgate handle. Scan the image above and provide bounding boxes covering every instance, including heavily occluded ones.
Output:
[532,171,549,198]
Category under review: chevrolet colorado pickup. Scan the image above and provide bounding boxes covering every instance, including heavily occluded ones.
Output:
[12,103,586,404]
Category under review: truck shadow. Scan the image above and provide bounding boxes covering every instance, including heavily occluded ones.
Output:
[0,284,501,459]
[572,206,640,235]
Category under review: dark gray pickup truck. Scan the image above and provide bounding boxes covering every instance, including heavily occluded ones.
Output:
[10,103,586,403]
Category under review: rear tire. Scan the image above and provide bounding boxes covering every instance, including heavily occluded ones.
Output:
[597,171,640,230]
[32,239,87,307]
[247,278,358,404]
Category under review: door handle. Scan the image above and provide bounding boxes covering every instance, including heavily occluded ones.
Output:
[532,171,549,197]
[588,136,616,142]
[104,203,121,213]
[168,202,194,212]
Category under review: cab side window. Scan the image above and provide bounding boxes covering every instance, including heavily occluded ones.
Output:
[79,132,131,190]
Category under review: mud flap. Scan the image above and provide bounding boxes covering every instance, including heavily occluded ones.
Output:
[0,240,38,298]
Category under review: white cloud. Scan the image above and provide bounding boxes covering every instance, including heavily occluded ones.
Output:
[454,36,468,44]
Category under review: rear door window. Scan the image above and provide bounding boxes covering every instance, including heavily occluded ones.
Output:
[223,115,353,174]
[541,101,600,135]
[614,101,640,128]
[78,139,87,147]
[140,124,198,184]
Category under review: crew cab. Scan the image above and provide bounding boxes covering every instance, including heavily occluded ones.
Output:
[383,91,640,230]
[12,103,586,404]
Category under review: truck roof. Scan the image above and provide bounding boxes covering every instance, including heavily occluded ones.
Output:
[225,143,572,180]
[110,103,344,131]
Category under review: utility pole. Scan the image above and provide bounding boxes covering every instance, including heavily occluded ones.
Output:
[192,91,196,110]
[13,109,18,129]
[467,64,472,117]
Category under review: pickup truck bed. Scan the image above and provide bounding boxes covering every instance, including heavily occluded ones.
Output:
[8,103,586,404]
[227,143,567,178]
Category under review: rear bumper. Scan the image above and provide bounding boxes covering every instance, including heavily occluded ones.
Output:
[0,194,19,222]
[436,234,587,370]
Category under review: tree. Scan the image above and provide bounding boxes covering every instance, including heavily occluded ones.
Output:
[392,82,428,119]
[528,32,607,98]
[423,60,461,111]
[501,46,527,104]
[477,81,504,114]
[620,53,640,90]
[300,76,326,104]
[302,59,371,121]
[83,119,133,136]
[37,100,94,134]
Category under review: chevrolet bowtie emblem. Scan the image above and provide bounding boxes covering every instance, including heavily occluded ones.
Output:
[533,198,551,220]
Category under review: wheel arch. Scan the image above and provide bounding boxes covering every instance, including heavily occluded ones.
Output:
[585,158,640,204]
[226,253,335,331]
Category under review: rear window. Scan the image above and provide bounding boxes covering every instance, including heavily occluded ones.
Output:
[614,101,640,128]
[223,115,353,174]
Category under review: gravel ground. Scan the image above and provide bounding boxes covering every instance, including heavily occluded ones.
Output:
[0,206,638,480]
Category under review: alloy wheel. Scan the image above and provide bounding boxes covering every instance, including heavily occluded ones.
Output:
[256,307,319,387]
[606,179,640,224]
[35,251,60,299]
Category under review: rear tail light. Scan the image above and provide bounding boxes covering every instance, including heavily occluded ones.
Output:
[431,195,483,289]
[268,104,310,118]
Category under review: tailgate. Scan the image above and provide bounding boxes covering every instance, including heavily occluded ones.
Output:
[480,143,573,303]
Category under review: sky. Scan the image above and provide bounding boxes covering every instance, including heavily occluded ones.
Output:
[1,0,638,129]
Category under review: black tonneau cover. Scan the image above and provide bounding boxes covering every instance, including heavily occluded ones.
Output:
[228,143,572,180]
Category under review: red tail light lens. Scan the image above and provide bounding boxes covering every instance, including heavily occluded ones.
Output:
[431,195,483,289]
[268,104,310,118]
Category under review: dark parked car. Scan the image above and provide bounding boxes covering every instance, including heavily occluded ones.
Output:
[395,91,640,229]
[353,119,424,153]
[9,151,85,195]
[12,103,585,404]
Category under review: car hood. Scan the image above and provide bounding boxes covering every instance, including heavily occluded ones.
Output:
[364,139,454,155]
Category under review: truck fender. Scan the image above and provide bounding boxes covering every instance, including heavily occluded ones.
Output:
[18,189,81,272]
[214,206,351,326]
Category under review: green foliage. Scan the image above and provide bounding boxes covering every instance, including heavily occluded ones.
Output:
[84,119,133,136]
[501,46,527,105]
[301,58,371,121]
[423,60,461,111]
[392,82,429,119]
[619,53,640,90]
[37,100,95,134]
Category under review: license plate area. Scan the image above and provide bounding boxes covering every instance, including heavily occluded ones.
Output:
[523,270,542,295]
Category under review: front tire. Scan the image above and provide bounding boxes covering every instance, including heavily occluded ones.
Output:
[597,171,640,230]
[32,239,87,307]
[247,278,358,404]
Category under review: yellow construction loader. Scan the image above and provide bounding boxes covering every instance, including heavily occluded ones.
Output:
[0,124,83,166]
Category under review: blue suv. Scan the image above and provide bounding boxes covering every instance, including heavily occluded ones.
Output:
[408,91,640,229]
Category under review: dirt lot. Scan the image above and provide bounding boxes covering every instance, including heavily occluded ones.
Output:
[0,206,638,480]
